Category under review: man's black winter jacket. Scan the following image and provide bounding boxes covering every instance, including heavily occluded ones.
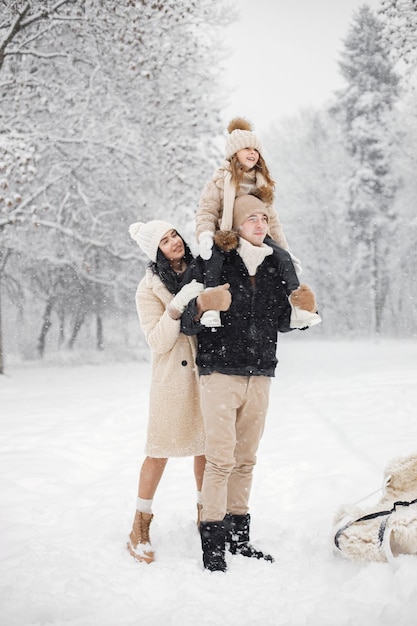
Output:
[181,248,293,377]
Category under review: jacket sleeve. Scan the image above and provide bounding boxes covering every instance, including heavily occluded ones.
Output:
[136,280,181,354]
[277,302,293,333]
[180,258,206,336]
[180,299,204,336]
[196,178,223,241]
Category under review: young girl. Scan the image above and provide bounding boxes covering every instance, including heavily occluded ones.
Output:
[196,117,321,329]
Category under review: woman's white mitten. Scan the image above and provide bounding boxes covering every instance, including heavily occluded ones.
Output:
[167,280,204,319]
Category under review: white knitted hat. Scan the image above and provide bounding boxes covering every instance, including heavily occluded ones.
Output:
[129,220,175,262]
[225,117,263,160]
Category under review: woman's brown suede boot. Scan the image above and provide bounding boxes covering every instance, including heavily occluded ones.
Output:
[127,511,154,563]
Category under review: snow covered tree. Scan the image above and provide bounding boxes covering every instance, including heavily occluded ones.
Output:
[267,109,354,336]
[378,0,417,68]
[0,0,231,366]
[376,2,417,335]
[380,86,417,336]
[0,0,80,72]
[0,132,42,372]
[332,5,400,335]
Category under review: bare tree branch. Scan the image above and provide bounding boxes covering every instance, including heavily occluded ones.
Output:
[0,2,30,70]
[0,0,76,71]
[19,0,74,29]
[4,49,71,60]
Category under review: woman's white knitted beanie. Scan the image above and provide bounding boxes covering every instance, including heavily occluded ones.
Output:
[225,117,263,160]
[129,220,175,262]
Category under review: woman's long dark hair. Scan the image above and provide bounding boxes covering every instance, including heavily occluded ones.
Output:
[148,235,195,295]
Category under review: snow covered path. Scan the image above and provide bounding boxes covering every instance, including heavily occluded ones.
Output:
[1,339,417,626]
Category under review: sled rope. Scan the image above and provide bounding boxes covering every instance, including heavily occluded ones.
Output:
[334,497,417,552]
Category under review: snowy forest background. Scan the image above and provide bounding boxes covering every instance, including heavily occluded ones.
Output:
[1,0,417,374]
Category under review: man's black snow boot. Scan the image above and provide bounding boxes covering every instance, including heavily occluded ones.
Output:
[200,521,227,572]
[224,513,274,562]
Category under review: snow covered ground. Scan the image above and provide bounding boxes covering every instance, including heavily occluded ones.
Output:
[2,338,417,626]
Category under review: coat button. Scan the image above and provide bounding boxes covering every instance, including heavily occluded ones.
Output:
[181,360,187,366]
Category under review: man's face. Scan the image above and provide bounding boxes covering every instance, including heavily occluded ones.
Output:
[238,212,269,247]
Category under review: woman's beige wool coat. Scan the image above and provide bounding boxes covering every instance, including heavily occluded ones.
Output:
[136,268,205,458]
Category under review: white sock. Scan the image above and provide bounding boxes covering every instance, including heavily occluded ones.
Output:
[196,491,202,505]
[137,497,153,514]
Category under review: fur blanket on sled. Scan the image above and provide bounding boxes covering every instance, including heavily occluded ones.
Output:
[333,452,417,562]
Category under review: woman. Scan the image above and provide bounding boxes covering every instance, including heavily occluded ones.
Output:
[127,219,206,564]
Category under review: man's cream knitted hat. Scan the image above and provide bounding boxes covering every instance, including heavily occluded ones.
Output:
[225,117,263,160]
[129,220,175,262]
[232,195,269,230]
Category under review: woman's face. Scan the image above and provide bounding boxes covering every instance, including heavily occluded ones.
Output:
[236,147,259,171]
[158,229,185,261]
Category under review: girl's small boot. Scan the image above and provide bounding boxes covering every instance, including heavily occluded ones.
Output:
[224,513,274,562]
[127,511,154,563]
[200,308,222,328]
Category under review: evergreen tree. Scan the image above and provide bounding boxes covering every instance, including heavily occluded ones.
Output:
[332,5,400,334]
[267,109,353,336]
[378,0,417,68]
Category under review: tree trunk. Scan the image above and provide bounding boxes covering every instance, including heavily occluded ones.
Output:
[37,297,55,357]
[0,248,12,374]
[58,307,66,347]
[370,233,378,336]
[375,232,390,336]
[96,314,104,351]
[67,310,85,350]
[0,276,4,375]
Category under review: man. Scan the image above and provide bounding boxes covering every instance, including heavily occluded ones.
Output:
[182,194,318,572]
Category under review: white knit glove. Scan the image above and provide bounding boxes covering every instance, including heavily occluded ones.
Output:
[167,280,204,319]
[198,231,214,260]
[289,250,302,277]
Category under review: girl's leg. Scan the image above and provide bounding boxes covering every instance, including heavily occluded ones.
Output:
[264,237,300,294]
[265,238,321,328]
[203,247,224,288]
[201,248,225,328]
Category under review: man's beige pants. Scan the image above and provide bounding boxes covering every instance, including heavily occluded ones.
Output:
[199,372,271,522]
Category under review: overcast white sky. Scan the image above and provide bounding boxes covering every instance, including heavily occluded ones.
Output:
[221,0,381,131]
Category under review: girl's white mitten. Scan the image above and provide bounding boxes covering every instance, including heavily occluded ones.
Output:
[199,231,214,260]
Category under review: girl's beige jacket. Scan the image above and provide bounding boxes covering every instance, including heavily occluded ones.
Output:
[196,163,288,249]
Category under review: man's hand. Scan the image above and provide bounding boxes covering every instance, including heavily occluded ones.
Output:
[197,284,232,313]
[289,284,317,312]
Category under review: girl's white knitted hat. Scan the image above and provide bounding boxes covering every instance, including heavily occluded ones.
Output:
[129,220,175,262]
[224,117,263,160]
